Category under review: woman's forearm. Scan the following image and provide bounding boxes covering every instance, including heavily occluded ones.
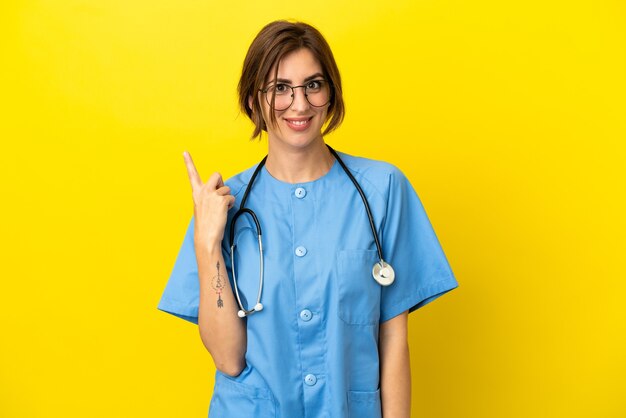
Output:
[380,311,411,418]
[196,242,247,377]
[181,155,245,375]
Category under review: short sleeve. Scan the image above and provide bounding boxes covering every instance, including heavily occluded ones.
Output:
[157,216,232,325]
[157,217,200,324]
[379,168,458,322]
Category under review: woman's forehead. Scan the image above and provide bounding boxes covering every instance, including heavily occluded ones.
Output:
[270,48,323,83]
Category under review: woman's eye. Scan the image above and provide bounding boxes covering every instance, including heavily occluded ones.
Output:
[274,84,289,94]
[307,80,322,90]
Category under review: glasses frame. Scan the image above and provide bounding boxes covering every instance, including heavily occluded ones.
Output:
[259,79,331,111]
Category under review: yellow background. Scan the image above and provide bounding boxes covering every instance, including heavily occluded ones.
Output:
[1,1,625,417]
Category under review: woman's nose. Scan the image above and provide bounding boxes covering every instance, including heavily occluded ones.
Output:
[289,86,311,111]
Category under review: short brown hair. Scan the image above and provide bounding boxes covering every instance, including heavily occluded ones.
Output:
[238,20,345,139]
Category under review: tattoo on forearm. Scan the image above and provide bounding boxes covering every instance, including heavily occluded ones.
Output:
[212,261,225,308]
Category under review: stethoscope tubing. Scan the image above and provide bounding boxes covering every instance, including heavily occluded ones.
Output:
[229,145,393,317]
[326,146,385,263]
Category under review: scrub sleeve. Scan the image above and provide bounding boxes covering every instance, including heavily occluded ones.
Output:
[379,168,457,321]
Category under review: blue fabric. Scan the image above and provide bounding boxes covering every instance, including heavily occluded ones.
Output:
[158,151,458,418]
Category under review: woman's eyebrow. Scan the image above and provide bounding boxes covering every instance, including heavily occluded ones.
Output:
[271,73,324,85]
[303,72,324,82]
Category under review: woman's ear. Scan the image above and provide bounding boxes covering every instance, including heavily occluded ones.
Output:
[248,95,254,113]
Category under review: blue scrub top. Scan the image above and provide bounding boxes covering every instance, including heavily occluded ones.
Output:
[158,151,458,418]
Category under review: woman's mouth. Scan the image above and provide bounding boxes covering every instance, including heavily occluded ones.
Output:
[284,117,313,131]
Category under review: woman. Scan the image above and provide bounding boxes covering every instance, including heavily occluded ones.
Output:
[158,20,458,418]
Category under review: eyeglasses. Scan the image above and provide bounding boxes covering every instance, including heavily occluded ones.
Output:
[260,79,331,111]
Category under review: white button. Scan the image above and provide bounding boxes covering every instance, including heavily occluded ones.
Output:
[300,309,312,321]
[294,187,307,198]
[304,374,317,386]
[295,246,307,257]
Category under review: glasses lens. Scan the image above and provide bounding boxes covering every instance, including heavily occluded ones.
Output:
[305,80,330,108]
[265,84,293,111]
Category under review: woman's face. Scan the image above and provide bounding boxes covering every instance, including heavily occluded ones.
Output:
[258,48,330,152]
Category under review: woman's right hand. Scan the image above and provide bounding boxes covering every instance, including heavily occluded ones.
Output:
[183,151,235,249]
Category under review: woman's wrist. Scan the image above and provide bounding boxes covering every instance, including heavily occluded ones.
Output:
[194,237,223,256]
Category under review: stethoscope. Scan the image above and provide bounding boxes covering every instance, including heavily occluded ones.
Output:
[229,145,395,318]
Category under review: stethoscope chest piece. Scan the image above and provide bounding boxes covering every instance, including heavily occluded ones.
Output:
[372,260,395,286]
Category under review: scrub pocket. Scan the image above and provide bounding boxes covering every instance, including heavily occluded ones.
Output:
[208,364,277,418]
[348,388,382,418]
[336,249,381,325]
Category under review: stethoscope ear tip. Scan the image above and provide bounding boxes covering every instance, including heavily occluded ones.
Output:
[237,304,263,318]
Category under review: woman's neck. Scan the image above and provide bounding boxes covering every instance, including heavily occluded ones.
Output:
[265,138,334,184]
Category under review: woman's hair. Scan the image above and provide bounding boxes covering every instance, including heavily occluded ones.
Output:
[238,20,345,139]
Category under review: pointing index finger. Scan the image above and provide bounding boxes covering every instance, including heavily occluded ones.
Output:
[183,151,203,191]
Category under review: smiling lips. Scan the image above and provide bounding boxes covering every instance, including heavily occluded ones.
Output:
[284,117,313,131]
